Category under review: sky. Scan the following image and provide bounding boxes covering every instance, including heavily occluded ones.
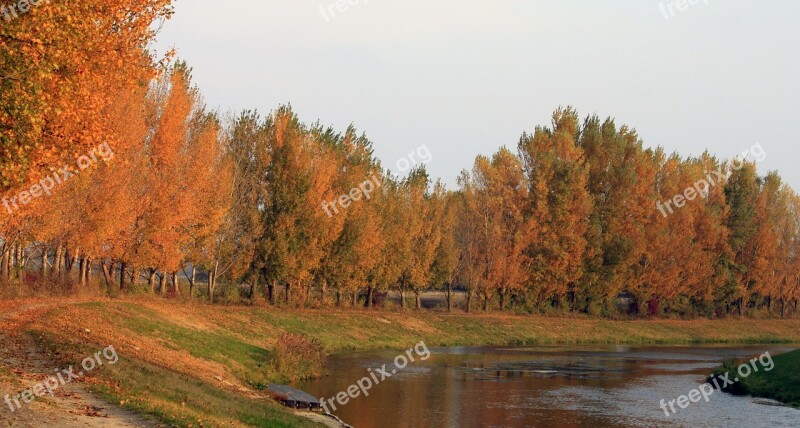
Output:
[154,0,800,189]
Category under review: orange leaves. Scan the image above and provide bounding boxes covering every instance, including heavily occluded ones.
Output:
[0,0,173,192]
[519,109,592,301]
[258,108,350,288]
[459,147,532,307]
[132,63,222,272]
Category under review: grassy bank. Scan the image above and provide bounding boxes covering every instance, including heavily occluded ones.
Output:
[25,298,800,426]
[712,348,800,407]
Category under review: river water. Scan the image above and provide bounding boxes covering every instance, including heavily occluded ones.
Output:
[299,345,799,428]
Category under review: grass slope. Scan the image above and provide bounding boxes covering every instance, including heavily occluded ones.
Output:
[713,348,800,407]
[25,298,800,426]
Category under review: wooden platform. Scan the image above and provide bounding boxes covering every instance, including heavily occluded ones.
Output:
[268,384,322,411]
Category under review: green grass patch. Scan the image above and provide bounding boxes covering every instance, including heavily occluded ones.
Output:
[714,348,800,407]
[29,308,320,427]
[88,356,318,428]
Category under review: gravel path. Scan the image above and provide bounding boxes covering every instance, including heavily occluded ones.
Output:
[0,301,161,427]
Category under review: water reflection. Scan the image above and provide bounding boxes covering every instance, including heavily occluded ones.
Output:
[299,345,799,428]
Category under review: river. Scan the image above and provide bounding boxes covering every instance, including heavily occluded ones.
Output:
[299,344,799,428]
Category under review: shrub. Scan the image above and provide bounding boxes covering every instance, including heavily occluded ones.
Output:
[270,333,325,383]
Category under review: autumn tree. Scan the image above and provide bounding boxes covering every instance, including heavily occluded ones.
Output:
[519,108,592,310]
[462,148,532,311]
[0,0,173,192]
[257,107,345,305]
[402,170,443,310]
[218,112,272,301]
[179,111,232,299]
[430,191,461,312]
[724,162,762,315]
[455,173,486,313]
[577,116,655,315]
[316,127,383,307]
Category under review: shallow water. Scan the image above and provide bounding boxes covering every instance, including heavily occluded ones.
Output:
[299,345,799,428]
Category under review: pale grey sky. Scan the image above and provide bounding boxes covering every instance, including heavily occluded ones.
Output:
[155,0,800,189]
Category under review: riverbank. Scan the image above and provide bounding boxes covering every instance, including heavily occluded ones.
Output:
[713,348,800,408]
[7,297,800,427]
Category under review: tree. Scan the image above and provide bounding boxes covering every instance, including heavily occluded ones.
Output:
[463,148,532,311]
[724,162,761,315]
[0,0,173,191]
[258,107,345,305]
[430,191,461,312]
[455,173,486,313]
[316,127,383,307]
[218,111,271,301]
[577,115,654,315]
[402,170,442,310]
[519,108,592,310]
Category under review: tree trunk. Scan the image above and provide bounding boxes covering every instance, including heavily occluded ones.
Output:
[84,258,92,285]
[189,266,196,298]
[285,282,291,305]
[63,249,71,273]
[320,280,327,306]
[100,261,112,287]
[250,271,258,301]
[482,294,489,312]
[414,290,421,310]
[54,245,64,277]
[15,243,26,280]
[0,244,10,282]
[446,282,452,312]
[130,266,138,288]
[119,263,127,291]
[351,291,356,307]
[300,282,309,307]
[2,243,11,281]
[400,289,406,309]
[364,286,373,308]
[159,272,166,295]
[466,290,473,314]
[78,258,88,286]
[148,268,156,292]
[207,271,212,301]
[67,248,79,276]
[171,271,179,296]
[10,243,18,280]
[268,280,275,305]
[499,289,506,311]
[209,261,219,303]
[40,246,48,277]
[10,243,16,268]
[336,290,342,307]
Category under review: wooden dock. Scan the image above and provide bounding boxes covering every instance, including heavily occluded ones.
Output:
[267,384,322,411]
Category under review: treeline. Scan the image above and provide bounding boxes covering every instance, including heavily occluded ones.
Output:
[2,1,798,317]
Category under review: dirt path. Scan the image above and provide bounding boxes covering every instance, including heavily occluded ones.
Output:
[0,301,161,427]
